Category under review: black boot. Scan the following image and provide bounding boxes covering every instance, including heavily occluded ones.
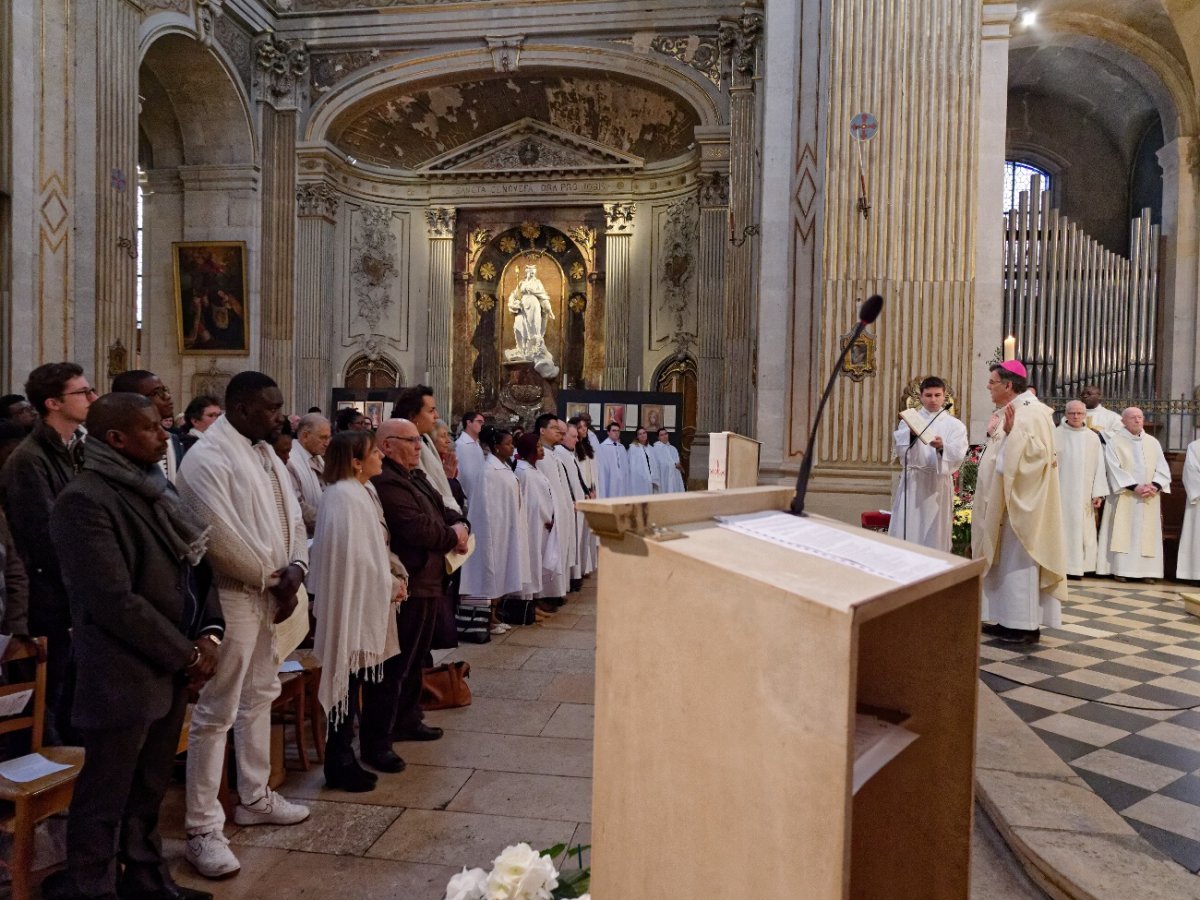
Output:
[324,755,378,792]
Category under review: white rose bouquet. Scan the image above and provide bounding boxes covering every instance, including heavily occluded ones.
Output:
[445,841,590,900]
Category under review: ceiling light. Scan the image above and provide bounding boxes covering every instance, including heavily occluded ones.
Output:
[1020,11,1037,27]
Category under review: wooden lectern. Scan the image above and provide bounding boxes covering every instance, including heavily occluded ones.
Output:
[578,487,985,900]
[707,431,762,489]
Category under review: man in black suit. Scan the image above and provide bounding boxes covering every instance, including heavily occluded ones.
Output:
[45,393,223,900]
[368,417,469,772]
[112,371,188,483]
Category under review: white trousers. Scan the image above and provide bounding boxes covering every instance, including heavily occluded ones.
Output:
[981,521,1063,631]
[185,592,281,835]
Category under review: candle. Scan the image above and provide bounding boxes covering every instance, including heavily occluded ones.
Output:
[1003,336,1016,361]
[637,376,642,391]
[423,370,431,385]
[728,208,735,243]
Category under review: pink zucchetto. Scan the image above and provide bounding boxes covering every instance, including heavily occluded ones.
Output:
[999,359,1028,379]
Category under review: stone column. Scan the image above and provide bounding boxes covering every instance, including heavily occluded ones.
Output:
[426,207,456,405]
[696,174,728,433]
[1157,137,1198,401]
[720,10,763,437]
[253,35,308,406]
[970,2,1018,439]
[295,183,339,411]
[603,202,635,389]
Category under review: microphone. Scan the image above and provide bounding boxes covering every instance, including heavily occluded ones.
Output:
[790,295,884,516]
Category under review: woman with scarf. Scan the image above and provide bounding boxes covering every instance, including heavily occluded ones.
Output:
[309,430,404,791]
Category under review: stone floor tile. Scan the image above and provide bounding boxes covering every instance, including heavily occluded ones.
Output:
[1031,712,1129,747]
[366,808,575,869]
[540,703,594,739]
[230,799,400,855]
[563,822,592,872]
[1149,674,1200,697]
[443,642,537,670]
[467,667,559,701]
[1075,770,1153,813]
[539,673,596,704]
[504,627,597,650]
[975,769,1134,835]
[538,612,582,630]
[1001,684,1087,712]
[164,842,291,899]
[1029,648,1104,668]
[1095,694,1179,718]
[283,763,474,811]
[1137,721,1200,754]
[426,696,561,736]
[979,644,1025,662]
[980,661,1050,685]
[520,647,596,674]
[1123,793,1200,844]
[448,770,592,823]
[1062,624,1128,639]
[1059,667,1140,694]
[976,689,1077,777]
[572,615,597,631]
[1072,749,1186,792]
[399,729,593,778]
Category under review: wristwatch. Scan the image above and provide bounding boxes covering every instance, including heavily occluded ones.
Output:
[200,633,222,648]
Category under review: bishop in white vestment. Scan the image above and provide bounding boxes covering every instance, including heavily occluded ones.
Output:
[886,378,967,552]
[1097,408,1170,579]
[1177,439,1200,581]
[1054,401,1108,576]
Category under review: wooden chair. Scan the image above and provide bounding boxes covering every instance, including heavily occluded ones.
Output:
[0,637,84,900]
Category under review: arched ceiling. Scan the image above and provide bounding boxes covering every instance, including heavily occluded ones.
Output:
[1019,0,1190,70]
[327,71,701,170]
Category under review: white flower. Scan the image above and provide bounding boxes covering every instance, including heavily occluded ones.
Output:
[486,843,560,899]
[445,867,488,900]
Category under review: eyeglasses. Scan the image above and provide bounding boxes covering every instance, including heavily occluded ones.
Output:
[384,435,422,445]
[60,387,98,399]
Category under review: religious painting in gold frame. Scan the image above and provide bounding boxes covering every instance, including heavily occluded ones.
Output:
[840,328,876,381]
[173,241,249,355]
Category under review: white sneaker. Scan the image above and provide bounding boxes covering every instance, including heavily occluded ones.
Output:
[185,830,241,878]
[234,789,311,826]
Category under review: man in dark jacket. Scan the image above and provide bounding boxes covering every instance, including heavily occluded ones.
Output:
[0,362,94,743]
[369,417,469,772]
[45,393,222,900]
[112,370,188,482]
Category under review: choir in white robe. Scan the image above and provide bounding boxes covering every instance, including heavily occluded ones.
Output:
[596,437,629,498]
[1177,440,1200,580]
[1097,427,1171,578]
[536,444,577,598]
[886,408,968,552]
[454,431,486,506]
[1054,422,1108,576]
[515,459,556,598]
[554,445,596,578]
[1085,404,1123,440]
[651,440,686,494]
[627,442,658,495]
[460,453,530,601]
[574,451,600,574]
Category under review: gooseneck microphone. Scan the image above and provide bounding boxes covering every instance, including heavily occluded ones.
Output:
[790,294,884,516]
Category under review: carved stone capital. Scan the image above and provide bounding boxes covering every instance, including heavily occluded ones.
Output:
[698,172,730,208]
[253,34,309,109]
[604,202,635,234]
[485,33,525,73]
[425,207,456,238]
[195,0,223,47]
[296,182,339,221]
[719,11,764,81]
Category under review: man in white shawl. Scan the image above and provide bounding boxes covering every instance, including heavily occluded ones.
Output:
[394,385,462,513]
[887,376,968,552]
[455,410,486,504]
[1055,401,1108,576]
[534,413,577,603]
[1080,384,1122,441]
[651,428,686,494]
[1096,407,1171,581]
[1177,436,1200,581]
[176,372,311,878]
[287,412,330,536]
[556,422,595,584]
[596,422,629,498]
[514,433,556,599]
[627,426,659,495]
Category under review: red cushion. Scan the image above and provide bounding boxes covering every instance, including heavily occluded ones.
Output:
[860,510,891,529]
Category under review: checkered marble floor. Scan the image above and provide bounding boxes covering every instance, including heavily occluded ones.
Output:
[981,577,1200,873]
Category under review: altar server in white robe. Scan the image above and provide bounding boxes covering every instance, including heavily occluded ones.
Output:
[595,422,629,498]
[460,426,530,630]
[1055,401,1108,576]
[287,413,330,537]
[974,360,1067,644]
[1177,438,1200,581]
[1080,385,1122,441]
[514,433,557,599]
[651,428,686,494]
[454,411,486,506]
[1096,407,1171,580]
[886,377,968,552]
[555,423,595,581]
[534,413,577,601]
[627,426,659,495]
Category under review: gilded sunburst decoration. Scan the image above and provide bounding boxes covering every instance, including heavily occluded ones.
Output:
[519,221,542,240]
[569,262,585,281]
[550,236,567,253]
[499,236,518,254]
[479,262,497,281]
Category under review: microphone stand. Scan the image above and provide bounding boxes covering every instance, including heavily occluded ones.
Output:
[900,404,951,542]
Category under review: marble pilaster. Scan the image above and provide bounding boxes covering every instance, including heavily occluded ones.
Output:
[602,202,635,389]
[426,206,456,405]
[696,173,728,434]
[295,182,339,410]
[1156,137,1198,400]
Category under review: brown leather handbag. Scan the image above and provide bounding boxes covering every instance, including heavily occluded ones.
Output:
[420,660,472,710]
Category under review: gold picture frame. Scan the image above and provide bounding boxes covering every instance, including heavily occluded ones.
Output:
[174,241,249,355]
[840,328,876,382]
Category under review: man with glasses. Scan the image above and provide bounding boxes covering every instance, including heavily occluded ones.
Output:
[113,370,188,482]
[595,422,629,498]
[0,362,96,743]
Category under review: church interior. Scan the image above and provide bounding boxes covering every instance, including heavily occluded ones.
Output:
[5,0,1200,897]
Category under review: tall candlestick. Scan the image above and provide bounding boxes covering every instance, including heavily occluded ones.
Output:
[1003,335,1016,361]
[424,370,431,385]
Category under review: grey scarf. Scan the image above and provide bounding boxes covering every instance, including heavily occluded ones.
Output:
[83,436,210,565]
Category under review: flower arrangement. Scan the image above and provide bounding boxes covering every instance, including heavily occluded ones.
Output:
[445,842,590,900]
[951,444,984,557]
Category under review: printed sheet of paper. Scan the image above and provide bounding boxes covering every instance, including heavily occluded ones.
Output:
[0,688,32,718]
[853,714,919,793]
[0,752,73,783]
[278,659,305,674]
[715,511,952,584]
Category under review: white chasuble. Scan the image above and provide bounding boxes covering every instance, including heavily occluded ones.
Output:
[515,460,555,598]
[1054,424,1108,575]
[626,443,658,495]
[651,441,686,494]
[1177,441,1200,580]
[886,408,968,552]
[1097,429,1170,578]
[535,444,576,598]
[460,453,530,600]
[595,439,628,498]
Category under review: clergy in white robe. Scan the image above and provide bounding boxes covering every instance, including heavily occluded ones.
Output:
[886,378,967,552]
[454,412,486,506]
[460,429,530,602]
[1054,401,1108,576]
[534,417,577,599]
[514,434,556,598]
[1177,439,1200,581]
[1096,408,1171,579]
[627,427,659,495]
[974,361,1067,641]
[651,429,686,494]
[1080,385,1122,441]
[287,413,330,537]
[555,428,596,579]
[596,423,629,498]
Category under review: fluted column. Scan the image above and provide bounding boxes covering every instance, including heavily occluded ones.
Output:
[697,174,728,432]
[93,0,140,382]
[1157,137,1198,401]
[603,202,635,388]
[720,10,763,436]
[295,183,339,410]
[426,207,456,405]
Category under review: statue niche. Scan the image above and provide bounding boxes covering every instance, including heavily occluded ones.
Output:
[500,254,563,380]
